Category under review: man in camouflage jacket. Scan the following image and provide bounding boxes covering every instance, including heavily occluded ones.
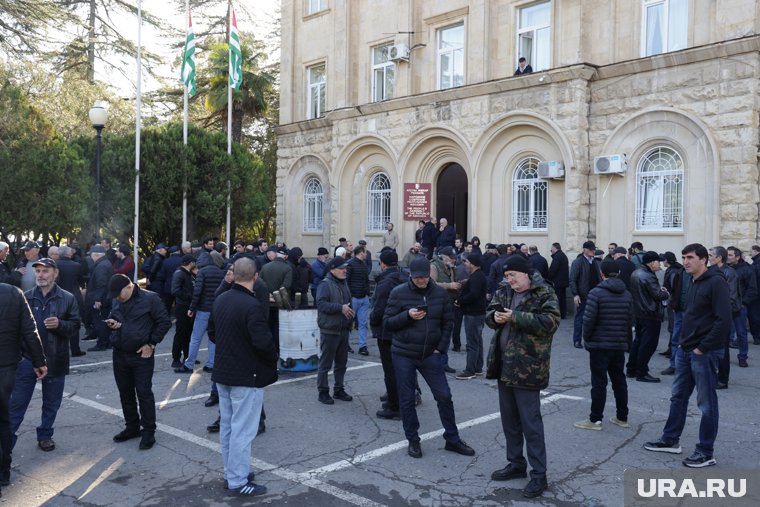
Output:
[484,255,560,499]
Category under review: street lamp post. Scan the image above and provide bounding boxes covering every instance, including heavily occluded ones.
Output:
[89,101,108,241]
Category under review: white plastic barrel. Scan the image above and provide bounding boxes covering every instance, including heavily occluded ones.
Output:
[278,308,320,371]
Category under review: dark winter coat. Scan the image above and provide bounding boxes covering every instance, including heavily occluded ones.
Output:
[630,266,668,321]
[189,255,226,313]
[25,285,80,376]
[582,278,633,351]
[487,254,510,295]
[369,267,408,341]
[316,273,353,333]
[85,256,113,307]
[346,256,370,298]
[259,258,293,294]
[485,273,560,390]
[146,252,166,289]
[171,267,195,307]
[732,259,758,305]
[420,221,438,254]
[0,260,20,286]
[679,268,731,353]
[56,257,86,312]
[384,279,453,360]
[457,268,487,315]
[436,225,456,249]
[615,257,636,289]
[160,253,183,296]
[714,264,741,314]
[0,283,45,368]
[108,286,171,352]
[311,258,327,291]
[113,255,136,281]
[209,284,278,388]
[547,250,570,289]
[569,255,601,299]
[528,253,549,280]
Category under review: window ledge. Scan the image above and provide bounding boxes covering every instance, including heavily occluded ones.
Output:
[302,231,324,235]
[304,8,330,21]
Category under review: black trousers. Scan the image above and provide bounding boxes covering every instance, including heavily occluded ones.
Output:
[718,329,731,384]
[0,364,16,473]
[452,307,463,350]
[92,305,111,347]
[268,306,280,353]
[113,350,156,432]
[377,338,399,410]
[589,350,628,422]
[555,287,567,319]
[172,304,194,362]
[498,383,547,479]
[627,318,661,377]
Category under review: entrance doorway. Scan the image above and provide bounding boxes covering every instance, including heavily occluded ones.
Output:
[436,163,468,243]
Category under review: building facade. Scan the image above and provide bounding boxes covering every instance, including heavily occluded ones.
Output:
[276,0,760,258]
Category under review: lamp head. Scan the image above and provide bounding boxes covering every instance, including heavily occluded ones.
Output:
[89,100,109,128]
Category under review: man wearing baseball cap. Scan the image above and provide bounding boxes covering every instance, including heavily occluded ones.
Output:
[9,258,80,454]
[626,251,669,382]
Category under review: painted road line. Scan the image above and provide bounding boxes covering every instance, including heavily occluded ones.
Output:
[71,348,208,370]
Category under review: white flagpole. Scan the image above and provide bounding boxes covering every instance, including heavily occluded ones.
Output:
[182,0,189,244]
[133,0,142,281]
[226,7,232,247]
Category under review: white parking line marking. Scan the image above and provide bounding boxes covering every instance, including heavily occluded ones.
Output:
[71,348,208,370]
[303,393,583,478]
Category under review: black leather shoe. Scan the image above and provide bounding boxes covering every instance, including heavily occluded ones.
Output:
[443,365,456,373]
[174,365,193,373]
[523,477,548,498]
[88,345,109,352]
[333,389,353,402]
[444,439,475,456]
[408,440,422,458]
[625,372,636,378]
[716,382,728,390]
[206,418,220,433]
[661,367,675,375]
[204,393,219,407]
[139,431,156,450]
[113,428,141,442]
[491,464,527,481]
[376,408,401,420]
[358,346,369,356]
[203,366,214,372]
[573,342,583,349]
[318,391,334,405]
[636,374,661,383]
[0,467,9,486]
[71,351,87,357]
[257,423,265,436]
[379,392,388,402]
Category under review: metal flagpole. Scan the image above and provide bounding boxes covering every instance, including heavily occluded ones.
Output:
[182,0,189,243]
[133,0,142,280]
[226,10,232,247]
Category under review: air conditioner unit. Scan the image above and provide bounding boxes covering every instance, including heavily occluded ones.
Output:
[537,160,565,179]
[389,43,410,62]
[593,154,627,175]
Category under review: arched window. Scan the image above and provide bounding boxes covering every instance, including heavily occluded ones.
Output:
[303,177,323,232]
[512,157,548,231]
[367,172,391,232]
[636,146,684,230]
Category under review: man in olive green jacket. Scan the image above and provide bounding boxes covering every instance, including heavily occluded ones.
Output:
[484,255,560,499]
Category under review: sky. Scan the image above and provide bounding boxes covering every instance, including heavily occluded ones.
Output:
[104,0,280,97]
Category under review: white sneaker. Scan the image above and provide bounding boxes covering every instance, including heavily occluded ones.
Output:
[610,417,629,428]
[573,419,602,431]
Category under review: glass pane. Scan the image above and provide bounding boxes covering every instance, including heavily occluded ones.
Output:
[385,66,394,99]
[668,0,688,51]
[318,83,325,116]
[453,49,464,87]
[520,1,551,28]
[374,46,389,65]
[373,68,384,102]
[439,24,464,50]
[519,33,533,64]
[310,85,319,118]
[309,65,325,85]
[646,3,664,55]
[439,53,451,89]
[535,27,550,71]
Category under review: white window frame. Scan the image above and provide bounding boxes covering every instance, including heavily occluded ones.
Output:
[303,177,324,232]
[367,172,391,233]
[307,63,326,119]
[516,1,552,72]
[635,146,684,231]
[371,44,395,102]
[307,0,327,15]
[436,23,465,90]
[641,0,688,56]
[511,157,548,232]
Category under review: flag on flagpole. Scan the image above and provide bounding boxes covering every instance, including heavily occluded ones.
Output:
[229,5,243,90]
[181,9,196,96]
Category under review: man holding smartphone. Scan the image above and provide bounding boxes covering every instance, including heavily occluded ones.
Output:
[105,274,171,450]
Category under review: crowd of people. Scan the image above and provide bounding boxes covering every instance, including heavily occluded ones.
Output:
[0,219,758,499]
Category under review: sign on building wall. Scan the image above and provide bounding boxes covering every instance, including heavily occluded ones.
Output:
[403,183,431,220]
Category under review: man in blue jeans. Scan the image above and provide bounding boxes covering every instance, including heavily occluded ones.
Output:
[644,243,731,467]
[10,258,80,453]
[346,245,371,355]
[384,257,475,459]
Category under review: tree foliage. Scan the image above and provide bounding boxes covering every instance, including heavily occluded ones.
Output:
[0,0,77,56]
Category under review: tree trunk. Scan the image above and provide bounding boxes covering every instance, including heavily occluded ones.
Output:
[87,0,96,82]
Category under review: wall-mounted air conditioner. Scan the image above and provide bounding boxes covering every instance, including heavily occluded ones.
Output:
[389,43,410,62]
[593,154,627,175]
[537,160,565,179]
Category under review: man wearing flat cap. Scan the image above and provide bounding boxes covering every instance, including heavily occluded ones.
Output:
[9,258,80,454]
[105,274,171,450]
[626,251,669,383]
[85,244,113,351]
[315,257,355,404]
[17,241,42,292]
[310,247,330,301]
[569,241,602,348]
[485,255,560,498]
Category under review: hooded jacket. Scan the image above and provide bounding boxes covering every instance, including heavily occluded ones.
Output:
[582,277,633,351]
[679,267,731,353]
[485,273,560,390]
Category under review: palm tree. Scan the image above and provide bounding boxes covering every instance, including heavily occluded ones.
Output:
[204,39,274,143]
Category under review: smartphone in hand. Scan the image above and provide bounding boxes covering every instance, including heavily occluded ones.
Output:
[492,304,507,313]
[416,305,428,313]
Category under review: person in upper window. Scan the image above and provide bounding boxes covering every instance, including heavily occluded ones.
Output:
[514,57,533,76]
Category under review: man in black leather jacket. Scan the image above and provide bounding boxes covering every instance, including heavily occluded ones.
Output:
[9,258,79,453]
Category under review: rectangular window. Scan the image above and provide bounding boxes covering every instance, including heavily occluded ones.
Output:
[437,23,464,90]
[307,64,326,119]
[372,45,395,102]
[642,0,688,56]
[307,0,327,15]
[517,1,551,72]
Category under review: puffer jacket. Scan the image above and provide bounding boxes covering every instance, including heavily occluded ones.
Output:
[189,254,225,313]
[346,256,370,298]
[369,267,408,341]
[384,279,453,360]
[25,285,80,376]
[0,283,45,368]
[629,266,668,321]
[484,273,560,390]
[316,273,353,333]
[582,277,632,351]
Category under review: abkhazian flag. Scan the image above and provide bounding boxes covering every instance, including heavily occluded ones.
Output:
[229,5,243,90]
[180,10,196,96]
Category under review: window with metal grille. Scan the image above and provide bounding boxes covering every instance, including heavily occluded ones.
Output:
[512,157,548,231]
[303,177,324,232]
[635,146,684,230]
[367,173,391,232]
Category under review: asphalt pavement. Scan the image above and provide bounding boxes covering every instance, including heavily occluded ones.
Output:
[3,318,759,507]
